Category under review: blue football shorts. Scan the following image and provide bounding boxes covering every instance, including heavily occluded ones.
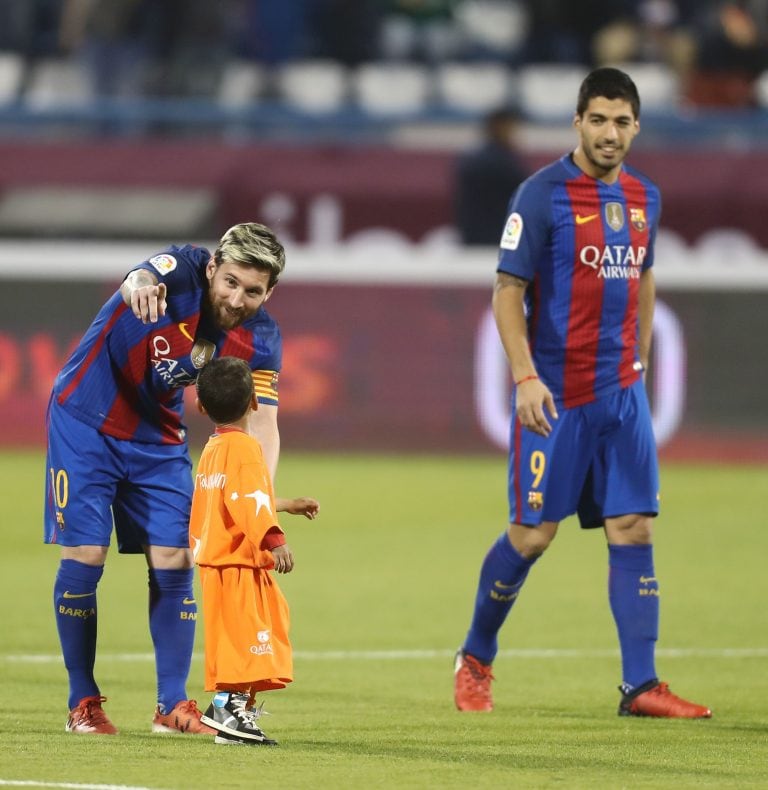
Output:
[44,398,193,553]
[507,379,659,529]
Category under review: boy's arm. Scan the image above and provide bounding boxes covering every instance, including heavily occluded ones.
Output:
[276,496,320,520]
[270,543,294,574]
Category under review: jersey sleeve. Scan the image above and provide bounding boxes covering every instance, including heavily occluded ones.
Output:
[643,185,661,271]
[224,456,283,554]
[497,179,552,282]
[252,370,279,405]
[129,244,209,290]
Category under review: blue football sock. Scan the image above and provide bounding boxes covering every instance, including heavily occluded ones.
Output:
[148,568,197,713]
[463,532,537,664]
[54,559,103,709]
[608,544,659,691]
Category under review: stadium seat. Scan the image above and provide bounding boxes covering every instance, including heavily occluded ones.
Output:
[454,0,528,58]
[517,64,589,121]
[754,70,768,108]
[435,62,514,113]
[24,58,93,108]
[217,60,266,108]
[0,53,23,103]
[276,60,349,114]
[609,62,680,112]
[353,63,432,115]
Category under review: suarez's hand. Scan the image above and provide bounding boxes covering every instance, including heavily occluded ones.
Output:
[515,378,558,437]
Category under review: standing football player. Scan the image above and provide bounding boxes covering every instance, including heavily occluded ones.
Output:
[454,68,711,719]
[45,222,317,735]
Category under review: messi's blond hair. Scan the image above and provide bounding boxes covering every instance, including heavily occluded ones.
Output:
[213,222,285,288]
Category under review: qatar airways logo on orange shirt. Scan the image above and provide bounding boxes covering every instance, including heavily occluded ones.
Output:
[195,472,226,490]
[579,244,647,279]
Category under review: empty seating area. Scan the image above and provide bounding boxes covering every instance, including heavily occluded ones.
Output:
[0,54,720,126]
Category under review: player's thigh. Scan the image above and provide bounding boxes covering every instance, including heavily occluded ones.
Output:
[596,381,659,520]
[507,405,594,525]
[44,401,122,547]
[111,439,193,553]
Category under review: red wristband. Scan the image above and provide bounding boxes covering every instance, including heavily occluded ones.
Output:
[515,374,539,386]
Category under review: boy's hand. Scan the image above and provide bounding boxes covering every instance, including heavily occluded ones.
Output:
[276,497,320,520]
[271,544,294,574]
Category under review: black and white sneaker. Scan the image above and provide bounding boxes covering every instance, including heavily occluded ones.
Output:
[201,692,277,745]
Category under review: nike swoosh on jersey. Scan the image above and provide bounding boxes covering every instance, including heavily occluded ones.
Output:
[182,597,196,605]
[493,580,517,590]
[62,591,95,599]
[178,322,194,341]
[575,213,599,225]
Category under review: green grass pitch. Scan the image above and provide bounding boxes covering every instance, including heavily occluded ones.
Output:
[1,450,767,789]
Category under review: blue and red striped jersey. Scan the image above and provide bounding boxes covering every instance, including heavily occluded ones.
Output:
[53,244,282,444]
[497,154,660,408]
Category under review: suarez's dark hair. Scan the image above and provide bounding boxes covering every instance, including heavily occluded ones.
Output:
[196,356,254,425]
[576,67,640,119]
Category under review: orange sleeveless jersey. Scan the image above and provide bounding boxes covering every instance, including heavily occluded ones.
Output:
[190,428,292,692]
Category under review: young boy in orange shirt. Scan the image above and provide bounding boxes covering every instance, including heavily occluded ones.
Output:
[191,356,319,745]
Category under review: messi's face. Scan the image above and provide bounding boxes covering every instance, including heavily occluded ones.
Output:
[573,96,639,180]
[205,259,273,330]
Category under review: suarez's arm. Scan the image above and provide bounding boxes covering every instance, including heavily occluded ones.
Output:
[638,267,655,372]
[492,272,558,437]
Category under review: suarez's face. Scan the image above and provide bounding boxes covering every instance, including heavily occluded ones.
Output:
[573,96,639,181]
[205,259,273,330]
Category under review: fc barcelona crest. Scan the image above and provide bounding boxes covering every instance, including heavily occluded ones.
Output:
[630,207,647,231]
[605,202,624,231]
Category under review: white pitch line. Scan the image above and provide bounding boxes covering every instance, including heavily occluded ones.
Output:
[3,647,768,664]
[0,784,154,790]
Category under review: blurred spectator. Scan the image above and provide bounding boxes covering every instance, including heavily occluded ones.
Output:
[0,0,61,56]
[233,0,314,65]
[455,106,528,246]
[686,1,768,106]
[310,0,383,65]
[59,0,154,98]
[60,0,236,101]
[381,0,462,63]
[592,1,699,76]
[521,0,628,65]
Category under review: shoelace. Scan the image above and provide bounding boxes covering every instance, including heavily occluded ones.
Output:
[79,696,110,725]
[460,658,494,692]
[231,696,267,727]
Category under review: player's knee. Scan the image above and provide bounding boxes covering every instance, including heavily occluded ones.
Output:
[61,545,108,566]
[145,544,193,569]
[507,521,557,559]
[605,513,653,544]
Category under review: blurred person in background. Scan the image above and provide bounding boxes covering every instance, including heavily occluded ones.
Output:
[380,0,462,63]
[455,106,528,246]
[310,0,384,66]
[592,0,700,77]
[686,0,768,106]
[45,222,318,735]
[454,68,712,720]
[59,0,235,102]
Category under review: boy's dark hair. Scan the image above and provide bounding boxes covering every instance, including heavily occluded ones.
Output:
[576,67,640,119]
[196,356,254,424]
